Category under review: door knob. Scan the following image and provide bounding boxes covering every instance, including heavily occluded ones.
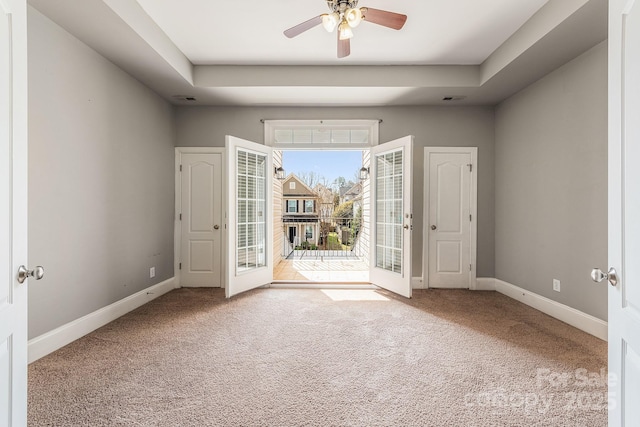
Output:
[403,224,409,230]
[591,267,618,287]
[213,225,220,230]
[431,225,437,230]
[17,265,44,284]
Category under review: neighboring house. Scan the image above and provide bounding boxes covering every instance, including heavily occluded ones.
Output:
[342,182,363,216]
[282,174,320,246]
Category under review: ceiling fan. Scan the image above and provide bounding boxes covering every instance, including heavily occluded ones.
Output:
[284,0,408,59]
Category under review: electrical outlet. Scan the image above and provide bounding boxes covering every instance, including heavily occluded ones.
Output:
[150,267,156,278]
[553,279,561,292]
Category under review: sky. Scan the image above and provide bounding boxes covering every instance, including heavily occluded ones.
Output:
[282,150,363,187]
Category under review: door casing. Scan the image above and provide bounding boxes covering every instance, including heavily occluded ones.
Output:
[174,147,226,288]
[423,147,478,290]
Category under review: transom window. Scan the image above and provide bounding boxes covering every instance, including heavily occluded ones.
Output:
[264,120,379,148]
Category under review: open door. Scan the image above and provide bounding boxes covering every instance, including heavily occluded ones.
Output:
[369,136,413,298]
[606,1,640,424]
[226,136,273,298]
[1,0,28,424]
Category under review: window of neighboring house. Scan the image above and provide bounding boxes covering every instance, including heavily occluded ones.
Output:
[287,200,297,213]
[289,182,296,190]
[305,226,313,239]
[304,200,314,213]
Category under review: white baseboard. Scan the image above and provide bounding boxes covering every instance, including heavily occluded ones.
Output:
[493,278,608,342]
[475,277,497,291]
[28,277,178,363]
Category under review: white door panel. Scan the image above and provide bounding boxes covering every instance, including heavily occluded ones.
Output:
[608,0,640,425]
[0,0,28,424]
[370,136,413,298]
[180,153,223,287]
[426,150,475,289]
[226,136,273,298]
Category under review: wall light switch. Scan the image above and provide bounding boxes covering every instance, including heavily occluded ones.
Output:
[150,267,156,278]
[553,279,561,292]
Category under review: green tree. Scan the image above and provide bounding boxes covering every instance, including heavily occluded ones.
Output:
[333,200,354,226]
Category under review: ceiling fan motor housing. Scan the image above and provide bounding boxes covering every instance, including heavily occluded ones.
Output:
[327,0,359,13]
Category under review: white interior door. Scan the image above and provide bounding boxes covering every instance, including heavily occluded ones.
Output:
[607,0,640,424]
[425,148,477,289]
[226,136,273,298]
[0,0,28,425]
[369,136,413,298]
[180,153,223,287]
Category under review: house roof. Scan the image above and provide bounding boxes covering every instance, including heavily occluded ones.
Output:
[344,182,362,198]
[282,174,318,198]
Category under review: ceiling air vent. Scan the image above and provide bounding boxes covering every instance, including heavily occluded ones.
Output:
[442,96,467,101]
[172,95,197,102]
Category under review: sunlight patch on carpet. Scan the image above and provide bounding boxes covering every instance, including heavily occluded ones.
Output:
[320,289,390,301]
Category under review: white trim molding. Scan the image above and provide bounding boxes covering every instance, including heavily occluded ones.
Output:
[174,147,226,289]
[423,147,479,290]
[412,277,425,289]
[493,278,607,341]
[475,277,497,291]
[28,277,178,363]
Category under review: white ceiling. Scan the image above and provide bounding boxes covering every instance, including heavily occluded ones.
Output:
[28,0,608,106]
[135,0,549,65]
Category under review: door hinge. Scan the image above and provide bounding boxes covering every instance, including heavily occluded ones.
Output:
[468,163,473,172]
[179,213,182,221]
[179,164,182,172]
[179,263,182,270]
[470,214,472,222]
[469,264,472,271]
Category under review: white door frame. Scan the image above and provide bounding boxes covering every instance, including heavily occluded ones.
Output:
[174,147,226,288]
[423,147,478,290]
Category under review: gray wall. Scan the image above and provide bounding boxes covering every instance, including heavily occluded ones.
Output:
[495,41,608,320]
[28,8,175,338]
[175,106,495,279]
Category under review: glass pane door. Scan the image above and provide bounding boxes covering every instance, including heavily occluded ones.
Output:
[236,149,267,273]
[370,136,413,298]
[375,149,404,274]
[226,136,273,298]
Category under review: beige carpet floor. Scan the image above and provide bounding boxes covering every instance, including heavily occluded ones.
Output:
[28,288,607,426]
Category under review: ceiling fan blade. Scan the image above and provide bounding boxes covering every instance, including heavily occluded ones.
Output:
[337,33,350,58]
[284,15,324,38]
[361,8,407,30]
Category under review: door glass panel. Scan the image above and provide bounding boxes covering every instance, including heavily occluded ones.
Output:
[236,149,267,273]
[375,150,403,274]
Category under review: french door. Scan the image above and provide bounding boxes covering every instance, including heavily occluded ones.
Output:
[226,136,273,298]
[369,136,413,298]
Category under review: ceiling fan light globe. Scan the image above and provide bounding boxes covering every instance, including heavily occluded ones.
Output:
[345,8,363,28]
[338,21,354,40]
[322,13,339,32]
